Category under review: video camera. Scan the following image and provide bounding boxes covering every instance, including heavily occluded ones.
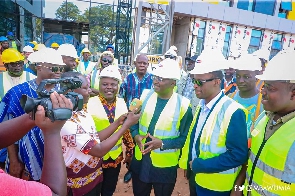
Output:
[20,77,84,122]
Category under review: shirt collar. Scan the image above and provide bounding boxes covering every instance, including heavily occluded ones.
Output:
[266,110,295,125]
[199,91,223,111]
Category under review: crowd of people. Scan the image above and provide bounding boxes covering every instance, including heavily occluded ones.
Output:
[0,35,294,196]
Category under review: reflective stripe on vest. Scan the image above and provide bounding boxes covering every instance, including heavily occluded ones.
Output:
[135,89,190,168]
[245,116,295,195]
[196,96,247,192]
[0,71,35,100]
[179,106,201,170]
[88,96,128,160]
[90,69,100,89]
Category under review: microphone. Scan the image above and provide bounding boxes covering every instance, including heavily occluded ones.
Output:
[129,98,142,114]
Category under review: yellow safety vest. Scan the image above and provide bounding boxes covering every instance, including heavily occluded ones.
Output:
[87,96,128,160]
[179,95,247,192]
[0,71,36,101]
[244,116,295,195]
[77,61,96,75]
[134,89,190,168]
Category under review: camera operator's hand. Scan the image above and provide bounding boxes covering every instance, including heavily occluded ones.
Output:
[35,92,73,133]
[123,112,141,128]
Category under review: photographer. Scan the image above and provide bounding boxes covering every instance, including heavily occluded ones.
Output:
[0,48,66,181]
[0,92,71,196]
[60,71,140,196]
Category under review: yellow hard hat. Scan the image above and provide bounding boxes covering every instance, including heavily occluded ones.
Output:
[30,41,38,46]
[34,44,46,51]
[2,48,24,63]
[81,48,91,55]
[51,42,59,48]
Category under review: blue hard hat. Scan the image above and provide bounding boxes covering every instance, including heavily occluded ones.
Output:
[27,43,35,48]
[106,44,114,51]
[0,36,8,42]
[7,31,14,36]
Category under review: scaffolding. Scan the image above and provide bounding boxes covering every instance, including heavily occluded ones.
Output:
[133,0,174,59]
[115,0,133,64]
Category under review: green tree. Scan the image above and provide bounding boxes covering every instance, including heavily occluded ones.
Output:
[35,18,42,43]
[55,1,81,21]
[79,5,116,52]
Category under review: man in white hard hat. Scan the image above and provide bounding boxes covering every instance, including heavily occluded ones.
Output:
[130,59,193,196]
[0,48,65,181]
[57,44,79,72]
[242,50,295,196]
[179,49,248,196]
[88,66,135,196]
[22,45,34,68]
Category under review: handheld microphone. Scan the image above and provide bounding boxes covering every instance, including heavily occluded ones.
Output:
[129,98,142,114]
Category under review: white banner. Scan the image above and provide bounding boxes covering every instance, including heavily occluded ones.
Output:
[261,30,275,51]
[192,18,201,36]
[215,22,227,51]
[229,25,245,57]
[240,26,252,52]
[203,20,220,49]
[282,34,295,51]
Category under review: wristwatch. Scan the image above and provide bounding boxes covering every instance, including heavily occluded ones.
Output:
[160,142,164,150]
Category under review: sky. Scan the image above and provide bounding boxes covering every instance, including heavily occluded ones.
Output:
[44,0,116,19]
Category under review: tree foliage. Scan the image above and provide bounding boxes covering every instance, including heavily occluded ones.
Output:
[55,1,81,21]
[79,5,116,52]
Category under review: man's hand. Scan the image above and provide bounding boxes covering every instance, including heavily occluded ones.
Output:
[123,112,141,127]
[9,160,24,178]
[115,113,128,126]
[142,133,162,155]
[35,92,73,134]
[134,134,148,151]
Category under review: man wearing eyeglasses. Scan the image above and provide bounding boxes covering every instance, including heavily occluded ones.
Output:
[90,51,116,96]
[0,48,66,182]
[130,59,193,196]
[179,49,248,196]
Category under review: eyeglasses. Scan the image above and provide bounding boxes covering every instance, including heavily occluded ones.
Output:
[152,75,164,82]
[192,78,218,86]
[7,61,24,67]
[102,58,113,63]
[42,65,64,73]
[164,55,176,60]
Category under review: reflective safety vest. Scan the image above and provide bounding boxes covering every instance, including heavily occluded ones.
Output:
[11,41,17,50]
[87,96,128,160]
[179,94,247,192]
[0,71,36,101]
[244,116,295,195]
[77,60,96,75]
[90,68,100,90]
[134,89,190,168]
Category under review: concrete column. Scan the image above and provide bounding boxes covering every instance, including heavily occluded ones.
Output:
[19,6,25,50]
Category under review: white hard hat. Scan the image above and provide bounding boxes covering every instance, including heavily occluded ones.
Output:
[99,65,122,82]
[252,49,270,61]
[190,49,228,74]
[256,50,295,81]
[28,48,65,66]
[164,49,177,57]
[57,44,78,58]
[233,54,262,71]
[23,45,34,53]
[170,45,177,51]
[152,59,180,80]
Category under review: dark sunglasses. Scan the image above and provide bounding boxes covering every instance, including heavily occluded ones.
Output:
[192,78,218,86]
[7,61,24,67]
[43,65,64,73]
[102,58,113,63]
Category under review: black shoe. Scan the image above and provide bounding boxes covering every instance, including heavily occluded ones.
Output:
[124,170,132,183]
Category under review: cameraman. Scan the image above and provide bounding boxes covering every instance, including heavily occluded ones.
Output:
[0,92,71,196]
[0,48,66,181]
[60,71,140,196]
